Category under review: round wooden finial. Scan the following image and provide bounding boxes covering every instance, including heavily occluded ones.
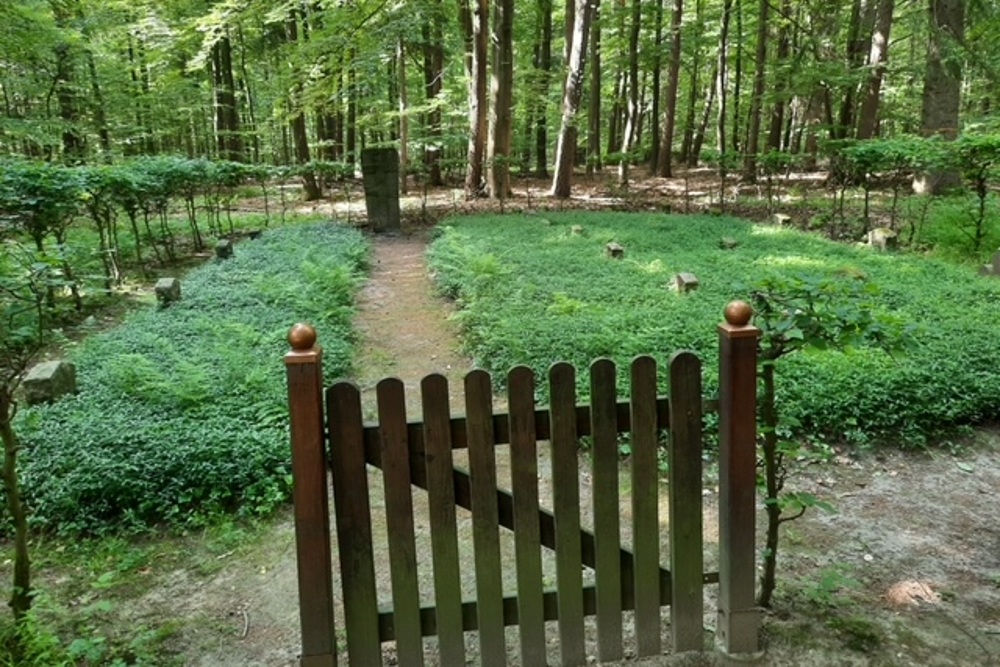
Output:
[724,300,753,326]
[288,323,317,350]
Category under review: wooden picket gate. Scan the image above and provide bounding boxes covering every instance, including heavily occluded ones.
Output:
[285,302,762,666]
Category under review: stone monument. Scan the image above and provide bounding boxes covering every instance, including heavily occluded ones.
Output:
[361,148,401,233]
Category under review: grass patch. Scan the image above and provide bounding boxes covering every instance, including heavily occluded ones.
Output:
[18,222,369,534]
[428,211,1000,446]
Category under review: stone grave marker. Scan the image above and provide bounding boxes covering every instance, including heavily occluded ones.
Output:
[675,272,699,293]
[361,147,401,233]
[773,213,792,226]
[154,278,181,306]
[23,360,77,405]
[216,239,234,259]
[866,227,898,251]
[606,242,625,259]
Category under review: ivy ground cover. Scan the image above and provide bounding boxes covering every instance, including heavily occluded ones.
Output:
[428,212,1000,446]
[19,222,369,534]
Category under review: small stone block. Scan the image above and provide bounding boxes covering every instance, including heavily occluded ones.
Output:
[215,239,234,259]
[772,213,792,226]
[154,278,181,305]
[570,225,585,236]
[22,360,77,405]
[991,249,1000,275]
[719,237,739,250]
[606,242,625,259]
[676,272,699,293]
[980,264,995,277]
[248,229,263,240]
[866,227,898,251]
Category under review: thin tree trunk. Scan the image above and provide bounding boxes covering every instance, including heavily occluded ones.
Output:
[488,0,515,198]
[856,0,895,139]
[551,0,594,198]
[347,51,357,167]
[649,0,664,172]
[398,37,409,194]
[0,393,30,622]
[731,0,743,155]
[619,0,642,185]
[236,23,261,162]
[657,0,684,177]
[587,0,602,173]
[536,0,554,177]
[717,0,732,159]
[766,0,791,151]
[422,8,444,186]
[679,0,703,165]
[691,63,718,166]
[285,15,321,200]
[742,0,768,181]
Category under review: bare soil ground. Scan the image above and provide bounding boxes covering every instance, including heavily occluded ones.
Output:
[22,178,1000,666]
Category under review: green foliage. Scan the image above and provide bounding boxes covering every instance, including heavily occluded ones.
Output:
[17,223,368,534]
[429,212,1000,445]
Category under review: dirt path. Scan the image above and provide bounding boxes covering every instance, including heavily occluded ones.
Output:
[155,231,483,667]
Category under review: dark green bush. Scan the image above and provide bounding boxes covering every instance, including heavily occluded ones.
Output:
[428,212,1000,445]
[18,223,369,534]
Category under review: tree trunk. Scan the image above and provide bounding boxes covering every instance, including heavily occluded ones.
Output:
[536,0,554,177]
[551,0,594,198]
[0,392,30,622]
[619,0,642,185]
[347,51,357,167]
[836,0,877,139]
[716,0,732,160]
[691,63,717,166]
[915,0,964,194]
[856,0,895,139]
[285,16,321,200]
[398,37,410,194]
[679,0,703,165]
[459,0,488,195]
[731,0,743,155]
[657,0,684,177]
[422,8,445,186]
[54,43,85,163]
[742,0,769,181]
[212,33,244,162]
[488,0,515,198]
[766,0,791,151]
[587,0,602,173]
[649,0,664,171]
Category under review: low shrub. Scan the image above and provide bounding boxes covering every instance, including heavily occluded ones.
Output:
[18,223,369,534]
[428,212,1000,445]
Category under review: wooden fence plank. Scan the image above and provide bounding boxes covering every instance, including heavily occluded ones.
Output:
[590,358,623,662]
[668,352,705,652]
[550,363,586,666]
[420,374,466,665]
[465,370,506,667]
[630,356,661,657]
[327,382,381,667]
[285,336,336,667]
[508,366,547,666]
[376,379,424,666]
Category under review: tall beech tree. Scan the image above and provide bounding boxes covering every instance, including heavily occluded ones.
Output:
[551,0,594,198]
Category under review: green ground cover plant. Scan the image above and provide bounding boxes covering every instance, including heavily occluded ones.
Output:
[428,212,1000,445]
[16,222,368,534]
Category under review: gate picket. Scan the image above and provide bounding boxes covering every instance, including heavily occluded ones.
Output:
[376,379,424,666]
[420,374,466,665]
[508,367,546,665]
[327,382,381,666]
[550,362,586,666]
[630,356,661,657]
[590,359,623,662]
[668,352,705,651]
[465,370,506,667]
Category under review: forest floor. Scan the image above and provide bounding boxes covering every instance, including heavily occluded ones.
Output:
[24,177,1000,665]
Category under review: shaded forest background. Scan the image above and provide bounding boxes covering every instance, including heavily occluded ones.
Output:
[0,0,992,199]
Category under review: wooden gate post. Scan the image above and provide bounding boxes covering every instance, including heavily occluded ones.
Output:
[285,324,337,667]
[716,302,761,656]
